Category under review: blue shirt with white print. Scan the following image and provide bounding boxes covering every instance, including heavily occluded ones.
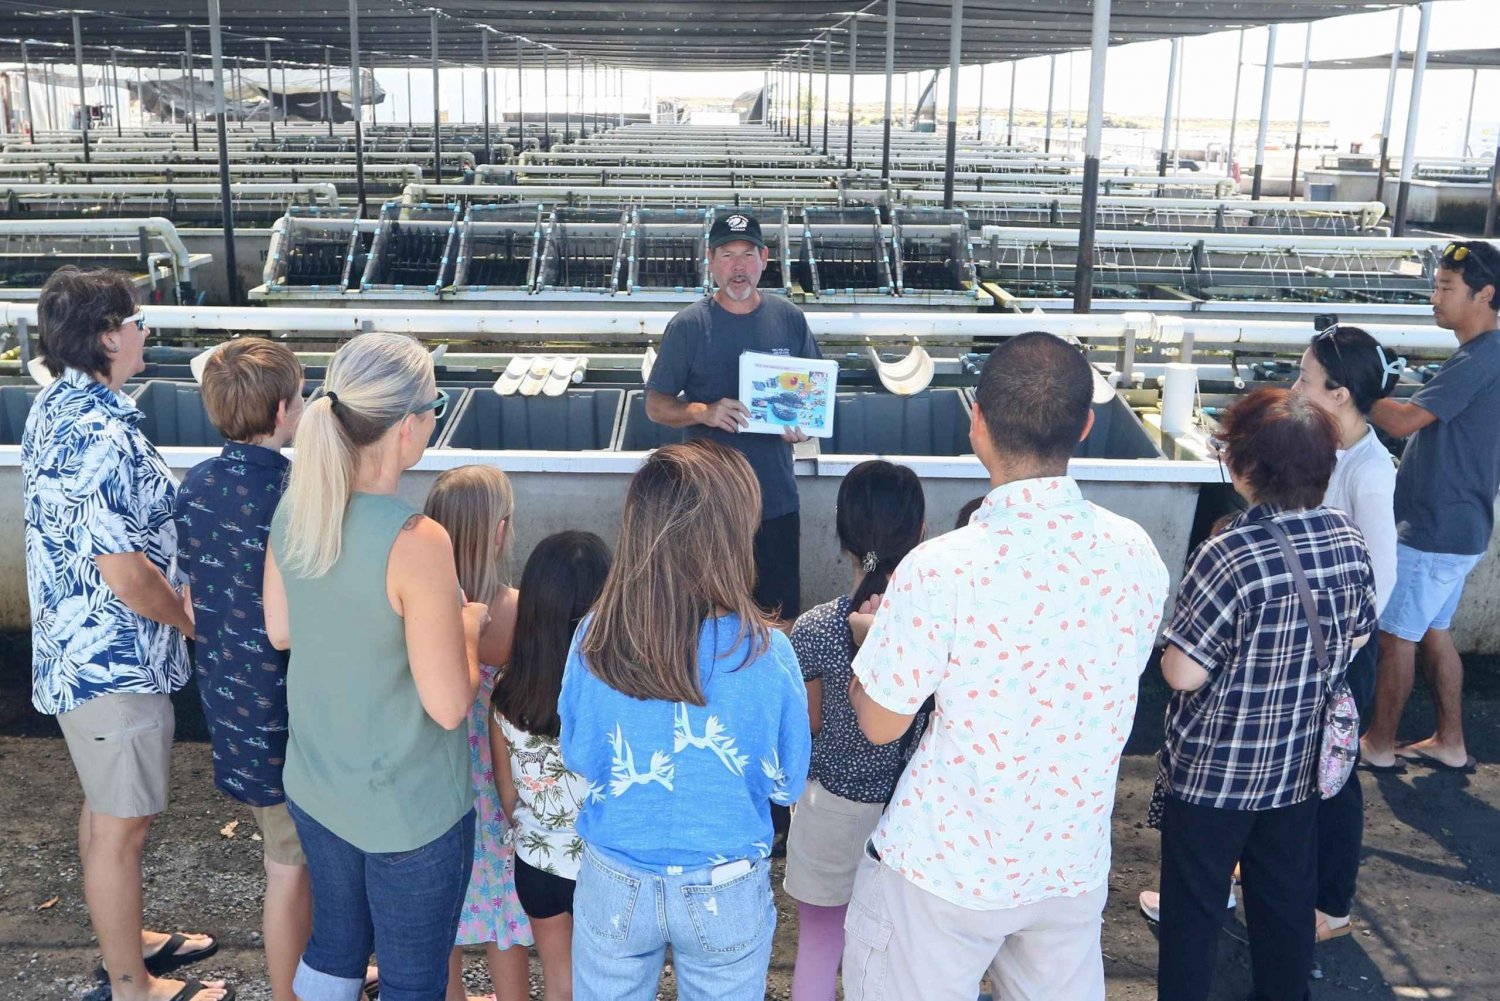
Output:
[560,613,811,874]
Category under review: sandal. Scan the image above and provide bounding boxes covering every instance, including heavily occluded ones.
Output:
[145,932,220,977]
[167,979,236,1001]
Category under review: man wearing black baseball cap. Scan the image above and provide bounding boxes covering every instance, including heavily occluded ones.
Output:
[645,211,821,623]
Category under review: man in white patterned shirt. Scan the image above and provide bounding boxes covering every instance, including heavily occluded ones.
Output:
[843,332,1169,1001]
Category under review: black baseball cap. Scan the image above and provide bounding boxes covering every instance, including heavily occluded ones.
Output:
[708,212,766,250]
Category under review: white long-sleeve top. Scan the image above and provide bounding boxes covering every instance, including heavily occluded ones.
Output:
[1323,425,1398,616]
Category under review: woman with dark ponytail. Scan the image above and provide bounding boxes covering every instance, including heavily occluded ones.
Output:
[783,460,927,1001]
[1292,324,1402,943]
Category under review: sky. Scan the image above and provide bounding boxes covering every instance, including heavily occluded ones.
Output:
[375,0,1498,161]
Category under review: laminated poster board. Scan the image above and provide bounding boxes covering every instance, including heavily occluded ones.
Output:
[738,351,839,438]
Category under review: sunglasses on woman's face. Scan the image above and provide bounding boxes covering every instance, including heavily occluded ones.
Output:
[120,312,147,331]
[410,388,449,421]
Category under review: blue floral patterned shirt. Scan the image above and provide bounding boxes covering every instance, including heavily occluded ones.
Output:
[22,368,190,716]
[174,444,292,807]
[560,613,811,874]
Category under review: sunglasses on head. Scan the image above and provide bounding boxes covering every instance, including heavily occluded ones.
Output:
[1442,243,1497,284]
[410,388,449,421]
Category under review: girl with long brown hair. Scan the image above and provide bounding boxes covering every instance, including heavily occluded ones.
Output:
[423,465,533,1001]
[559,440,811,1000]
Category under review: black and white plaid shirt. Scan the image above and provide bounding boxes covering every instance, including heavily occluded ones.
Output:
[1160,504,1376,811]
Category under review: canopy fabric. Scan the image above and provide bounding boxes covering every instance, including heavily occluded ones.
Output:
[0,1,1427,73]
[1276,48,1500,72]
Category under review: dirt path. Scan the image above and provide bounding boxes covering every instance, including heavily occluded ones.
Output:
[2,642,1497,999]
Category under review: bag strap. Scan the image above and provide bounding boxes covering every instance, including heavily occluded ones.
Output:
[1257,517,1331,677]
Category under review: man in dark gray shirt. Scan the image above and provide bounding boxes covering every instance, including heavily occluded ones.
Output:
[1362,241,1500,775]
[645,212,821,621]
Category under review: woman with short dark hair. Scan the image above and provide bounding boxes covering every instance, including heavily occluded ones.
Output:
[1154,388,1377,1001]
[23,267,232,1001]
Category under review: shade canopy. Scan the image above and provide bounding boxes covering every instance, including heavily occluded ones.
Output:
[1277,47,1500,72]
[0,1,1427,73]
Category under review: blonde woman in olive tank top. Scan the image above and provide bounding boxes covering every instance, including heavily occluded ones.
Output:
[263,332,489,1000]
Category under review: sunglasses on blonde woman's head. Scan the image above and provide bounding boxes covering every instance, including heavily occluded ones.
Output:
[410,388,449,421]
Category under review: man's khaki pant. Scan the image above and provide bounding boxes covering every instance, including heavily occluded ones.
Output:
[842,856,1107,1001]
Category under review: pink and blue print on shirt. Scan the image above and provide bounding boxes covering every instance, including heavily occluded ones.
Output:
[853,477,1169,911]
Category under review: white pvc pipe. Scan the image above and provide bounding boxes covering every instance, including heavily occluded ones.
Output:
[0,217,193,273]
[980,224,1481,255]
[0,300,1462,355]
[0,182,341,207]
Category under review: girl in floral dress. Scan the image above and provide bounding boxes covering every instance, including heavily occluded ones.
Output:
[492,531,612,1001]
[424,466,533,1001]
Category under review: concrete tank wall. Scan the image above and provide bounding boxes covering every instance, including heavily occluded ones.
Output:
[0,450,1203,640]
[6,447,1496,652]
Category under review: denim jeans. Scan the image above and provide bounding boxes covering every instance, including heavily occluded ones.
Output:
[573,845,777,1001]
[287,799,475,1001]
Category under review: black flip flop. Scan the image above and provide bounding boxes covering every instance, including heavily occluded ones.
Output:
[167,979,236,1001]
[145,932,220,976]
[1357,758,1407,775]
[1399,748,1478,774]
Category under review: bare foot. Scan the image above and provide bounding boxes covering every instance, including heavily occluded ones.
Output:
[110,973,233,1001]
[1359,736,1402,769]
[1395,736,1472,770]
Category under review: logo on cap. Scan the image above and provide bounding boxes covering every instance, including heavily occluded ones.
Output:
[726,214,749,232]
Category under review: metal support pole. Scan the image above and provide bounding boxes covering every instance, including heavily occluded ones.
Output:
[1377,8,1406,212]
[1073,0,1111,314]
[805,48,814,148]
[348,0,367,215]
[1044,55,1057,153]
[264,41,275,141]
[1393,2,1432,237]
[430,10,442,183]
[542,49,551,150]
[71,14,90,162]
[516,40,524,150]
[46,61,56,133]
[281,65,288,127]
[1006,61,1016,145]
[1484,144,1498,238]
[185,30,199,149]
[1158,39,1179,177]
[846,16,857,170]
[1462,69,1477,157]
[618,66,624,128]
[794,53,803,142]
[20,42,34,145]
[325,46,335,136]
[1290,25,1312,199]
[234,57,244,126]
[942,0,962,208]
[206,0,241,304]
[563,52,571,144]
[824,35,833,155]
[110,49,122,137]
[1227,30,1244,176]
[481,32,492,162]
[1251,26,1277,201]
[882,0,894,179]
[976,63,984,141]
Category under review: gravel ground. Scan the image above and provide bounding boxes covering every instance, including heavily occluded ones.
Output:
[2,635,1498,999]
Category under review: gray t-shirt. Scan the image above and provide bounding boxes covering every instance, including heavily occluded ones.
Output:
[646,295,820,521]
[1394,329,1500,555]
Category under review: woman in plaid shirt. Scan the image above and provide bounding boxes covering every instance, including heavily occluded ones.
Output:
[1155,388,1376,1001]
